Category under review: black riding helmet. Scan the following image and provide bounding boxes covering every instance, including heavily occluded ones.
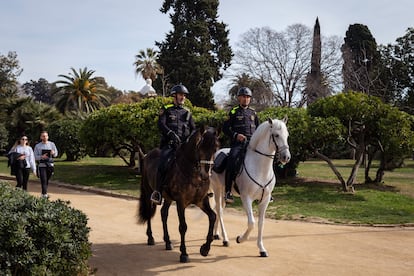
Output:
[170,84,189,95]
[237,87,252,97]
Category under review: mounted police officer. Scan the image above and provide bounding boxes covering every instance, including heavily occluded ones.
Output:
[223,87,259,203]
[150,84,196,205]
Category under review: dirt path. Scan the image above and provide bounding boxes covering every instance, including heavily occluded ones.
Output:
[3,177,414,275]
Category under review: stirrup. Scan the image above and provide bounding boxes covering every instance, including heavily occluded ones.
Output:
[225,192,234,203]
[150,191,162,205]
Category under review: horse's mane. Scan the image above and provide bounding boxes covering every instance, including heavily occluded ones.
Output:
[199,127,218,151]
[248,119,284,149]
[179,130,200,160]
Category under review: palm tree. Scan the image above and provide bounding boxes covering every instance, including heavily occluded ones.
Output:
[133,48,163,81]
[8,97,61,144]
[53,67,109,114]
[228,73,274,111]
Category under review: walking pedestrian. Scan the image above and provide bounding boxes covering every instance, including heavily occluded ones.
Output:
[8,135,36,190]
[34,131,58,198]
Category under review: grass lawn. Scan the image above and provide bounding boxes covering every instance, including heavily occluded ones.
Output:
[1,156,413,225]
[53,156,140,196]
[295,159,414,197]
[0,156,140,197]
[267,159,414,224]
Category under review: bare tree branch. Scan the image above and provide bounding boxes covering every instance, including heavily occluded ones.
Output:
[234,24,342,107]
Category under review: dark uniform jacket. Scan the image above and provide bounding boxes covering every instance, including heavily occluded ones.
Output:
[158,104,196,148]
[7,152,25,176]
[223,105,259,146]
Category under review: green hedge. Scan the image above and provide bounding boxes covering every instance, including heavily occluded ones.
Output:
[0,182,91,275]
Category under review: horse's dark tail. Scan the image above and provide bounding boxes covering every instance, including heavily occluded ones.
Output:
[138,170,157,224]
[137,146,145,178]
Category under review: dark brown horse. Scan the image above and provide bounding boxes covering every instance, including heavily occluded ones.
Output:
[138,128,219,263]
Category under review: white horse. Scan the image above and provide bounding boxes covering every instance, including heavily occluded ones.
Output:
[210,118,290,257]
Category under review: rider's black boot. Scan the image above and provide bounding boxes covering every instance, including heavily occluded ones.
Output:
[224,169,234,203]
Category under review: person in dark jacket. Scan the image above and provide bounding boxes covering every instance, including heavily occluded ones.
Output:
[150,84,196,205]
[223,87,259,203]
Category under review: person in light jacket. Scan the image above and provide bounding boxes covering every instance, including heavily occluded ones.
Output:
[8,135,37,191]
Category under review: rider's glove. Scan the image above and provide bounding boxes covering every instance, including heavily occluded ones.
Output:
[168,131,181,145]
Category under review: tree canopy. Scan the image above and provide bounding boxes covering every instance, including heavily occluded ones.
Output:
[22,78,54,105]
[3,97,62,147]
[309,92,414,190]
[156,0,233,109]
[341,24,385,98]
[0,51,22,98]
[380,27,414,114]
[79,96,222,166]
[48,119,86,161]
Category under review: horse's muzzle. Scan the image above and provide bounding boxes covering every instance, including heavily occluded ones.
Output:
[279,149,291,165]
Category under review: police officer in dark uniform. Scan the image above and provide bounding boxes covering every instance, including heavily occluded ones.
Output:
[223,87,259,203]
[150,84,196,205]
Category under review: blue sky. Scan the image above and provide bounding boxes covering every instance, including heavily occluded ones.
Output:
[1,0,413,102]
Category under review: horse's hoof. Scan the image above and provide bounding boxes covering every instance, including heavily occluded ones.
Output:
[200,244,210,257]
[236,236,241,243]
[223,241,229,247]
[259,251,268,257]
[166,243,173,250]
[213,234,220,240]
[180,254,189,263]
[147,238,155,246]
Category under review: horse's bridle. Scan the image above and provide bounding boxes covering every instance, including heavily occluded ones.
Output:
[253,132,289,161]
[199,159,214,171]
[243,128,289,202]
[195,135,215,179]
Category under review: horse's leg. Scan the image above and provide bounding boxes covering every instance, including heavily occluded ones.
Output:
[257,200,269,257]
[199,195,216,256]
[213,181,229,246]
[176,203,189,263]
[212,182,219,239]
[161,200,173,250]
[213,200,220,240]
[146,218,155,245]
[236,196,255,244]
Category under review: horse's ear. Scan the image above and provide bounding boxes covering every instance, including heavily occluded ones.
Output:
[282,115,288,124]
[206,126,217,134]
[215,125,222,136]
[267,118,273,125]
[199,124,205,134]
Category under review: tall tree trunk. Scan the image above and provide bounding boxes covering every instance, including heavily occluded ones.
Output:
[364,151,374,183]
[314,150,350,192]
[346,148,364,189]
[374,152,386,183]
[128,151,136,168]
[374,168,385,183]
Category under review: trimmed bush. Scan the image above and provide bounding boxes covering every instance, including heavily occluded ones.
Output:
[0,182,91,275]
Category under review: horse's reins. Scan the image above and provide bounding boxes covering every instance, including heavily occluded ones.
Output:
[242,130,289,202]
[197,134,215,166]
[195,135,215,183]
[241,159,275,203]
[174,134,213,181]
